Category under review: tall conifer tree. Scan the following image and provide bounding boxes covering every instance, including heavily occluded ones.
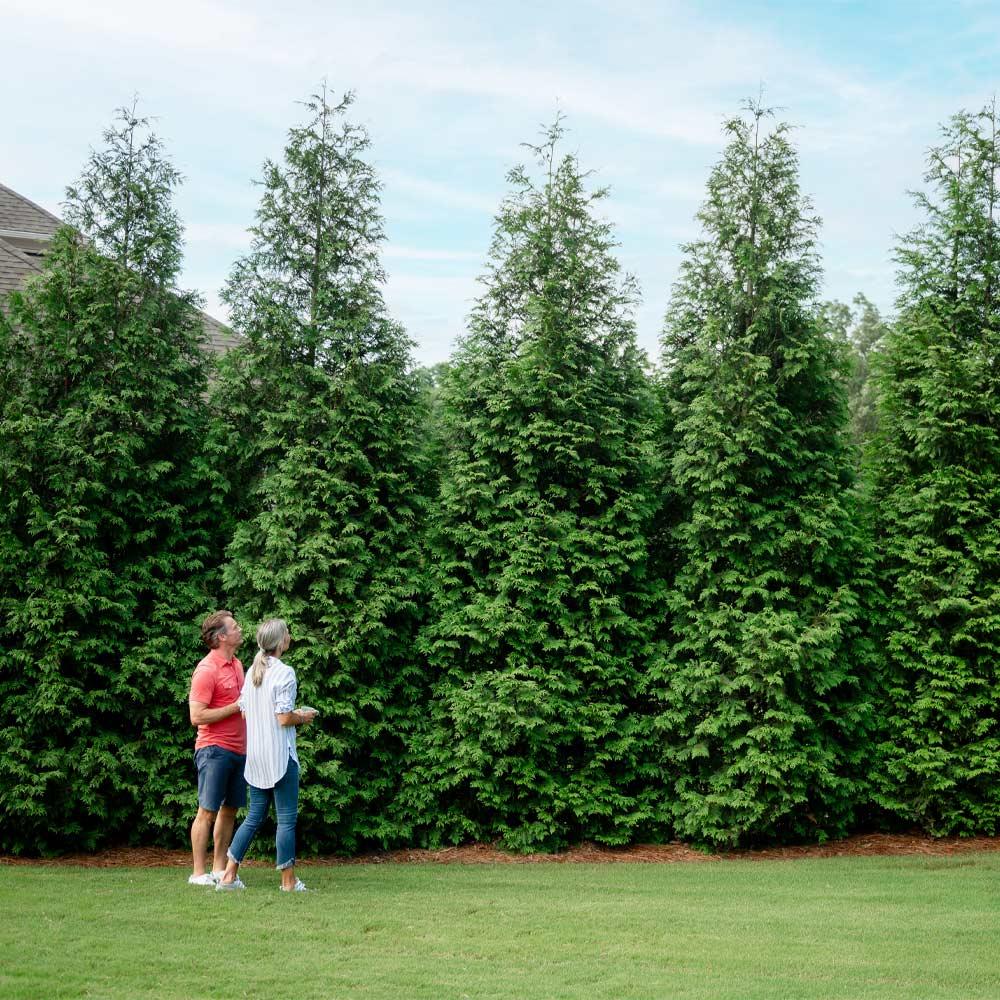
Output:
[653,103,872,849]
[214,88,426,852]
[870,104,1000,833]
[0,107,220,852]
[405,121,661,852]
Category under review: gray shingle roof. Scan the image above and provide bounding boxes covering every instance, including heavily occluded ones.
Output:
[0,182,62,237]
[0,182,238,354]
[197,307,241,355]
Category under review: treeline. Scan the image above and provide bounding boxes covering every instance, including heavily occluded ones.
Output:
[1,92,998,856]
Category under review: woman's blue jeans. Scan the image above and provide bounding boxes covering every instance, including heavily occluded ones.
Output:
[227,756,299,870]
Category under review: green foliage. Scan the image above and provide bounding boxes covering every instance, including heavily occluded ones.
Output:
[213,88,427,853]
[869,104,1000,834]
[6,96,1000,854]
[404,120,662,852]
[0,107,222,853]
[816,293,889,449]
[652,103,874,849]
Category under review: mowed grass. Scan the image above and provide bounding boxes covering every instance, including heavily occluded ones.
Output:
[2,854,999,999]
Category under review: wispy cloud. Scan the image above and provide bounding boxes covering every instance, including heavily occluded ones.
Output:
[5,0,998,364]
[382,170,501,216]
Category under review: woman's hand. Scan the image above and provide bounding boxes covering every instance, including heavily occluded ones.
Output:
[277,707,319,727]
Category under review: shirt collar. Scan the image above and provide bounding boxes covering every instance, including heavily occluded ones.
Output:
[208,647,236,669]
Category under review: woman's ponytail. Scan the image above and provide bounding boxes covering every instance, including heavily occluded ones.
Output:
[250,618,290,687]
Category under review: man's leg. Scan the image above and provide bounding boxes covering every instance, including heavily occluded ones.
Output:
[212,750,247,875]
[191,806,219,877]
[212,806,238,874]
[192,747,225,880]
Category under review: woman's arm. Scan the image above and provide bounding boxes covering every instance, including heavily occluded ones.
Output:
[276,708,317,727]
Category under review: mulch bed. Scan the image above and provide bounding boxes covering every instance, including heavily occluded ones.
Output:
[3,833,1000,868]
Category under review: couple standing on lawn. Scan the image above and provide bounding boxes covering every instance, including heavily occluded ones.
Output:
[187,610,318,892]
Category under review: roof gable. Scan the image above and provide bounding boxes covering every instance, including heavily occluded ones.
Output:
[0,181,238,354]
[0,183,63,238]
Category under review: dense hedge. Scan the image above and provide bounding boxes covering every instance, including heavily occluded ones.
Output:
[1,98,998,855]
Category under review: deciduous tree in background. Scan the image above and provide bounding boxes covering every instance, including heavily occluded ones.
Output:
[816,293,889,451]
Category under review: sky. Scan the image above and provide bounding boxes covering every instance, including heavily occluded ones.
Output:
[2,0,998,366]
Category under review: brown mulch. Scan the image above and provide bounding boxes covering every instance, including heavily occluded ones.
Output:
[3,833,1000,868]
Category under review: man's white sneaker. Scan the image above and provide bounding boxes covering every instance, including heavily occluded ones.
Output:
[188,873,216,886]
[280,878,308,892]
[215,876,246,891]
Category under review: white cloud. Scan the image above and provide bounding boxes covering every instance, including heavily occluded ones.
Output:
[5,0,998,364]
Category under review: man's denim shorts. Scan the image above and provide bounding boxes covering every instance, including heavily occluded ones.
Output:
[194,745,247,811]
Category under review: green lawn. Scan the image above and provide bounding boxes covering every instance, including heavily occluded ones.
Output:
[2,855,998,999]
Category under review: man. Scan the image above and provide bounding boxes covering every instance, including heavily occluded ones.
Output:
[187,610,246,885]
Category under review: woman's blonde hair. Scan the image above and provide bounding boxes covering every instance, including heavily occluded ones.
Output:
[250,618,290,687]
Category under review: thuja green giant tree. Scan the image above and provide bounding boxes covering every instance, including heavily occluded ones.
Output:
[404,121,661,852]
[652,103,873,849]
[214,88,426,852]
[870,104,1000,834]
[0,107,221,853]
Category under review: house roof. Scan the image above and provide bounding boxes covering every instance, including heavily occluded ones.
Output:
[0,182,62,238]
[0,181,239,355]
[0,235,43,301]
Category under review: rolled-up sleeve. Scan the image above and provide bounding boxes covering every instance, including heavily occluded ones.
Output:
[273,670,297,715]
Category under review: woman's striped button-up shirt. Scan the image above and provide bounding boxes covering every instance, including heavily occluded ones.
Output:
[240,656,298,790]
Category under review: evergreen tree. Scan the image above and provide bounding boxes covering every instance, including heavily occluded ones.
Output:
[404,120,661,852]
[870,104,1000,834]
[0,106,220,853]
[214,88,426,852]
[653,103,873,849]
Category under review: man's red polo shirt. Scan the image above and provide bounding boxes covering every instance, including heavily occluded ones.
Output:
[190,648,246,754]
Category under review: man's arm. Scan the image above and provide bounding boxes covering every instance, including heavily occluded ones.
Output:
[189,699,241,727]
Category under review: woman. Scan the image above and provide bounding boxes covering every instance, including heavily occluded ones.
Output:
[217,618,317,892]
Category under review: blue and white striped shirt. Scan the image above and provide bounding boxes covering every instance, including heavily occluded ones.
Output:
[239,656,298,790]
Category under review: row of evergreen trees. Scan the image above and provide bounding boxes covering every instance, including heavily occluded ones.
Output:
[1,92,997,856]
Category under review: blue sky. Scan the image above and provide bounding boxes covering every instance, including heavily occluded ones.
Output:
[2,0,998,365]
